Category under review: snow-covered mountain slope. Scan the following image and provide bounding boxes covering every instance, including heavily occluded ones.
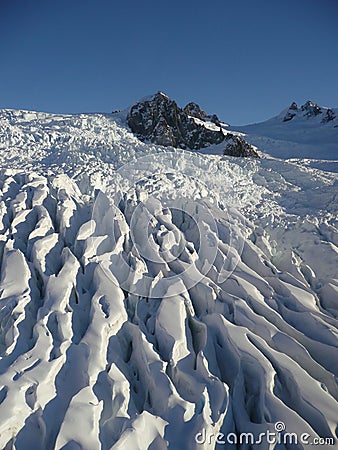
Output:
[0,106,337,450]
[229,101,338,160]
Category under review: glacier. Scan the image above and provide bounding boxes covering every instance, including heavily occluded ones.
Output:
[0,106,337,449]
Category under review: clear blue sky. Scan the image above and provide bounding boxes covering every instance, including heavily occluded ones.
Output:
[1,0,338,124]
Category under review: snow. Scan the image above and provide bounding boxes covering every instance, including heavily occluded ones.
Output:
[228,105,338,160]
[0,108,337,449]
[190,116,223,132]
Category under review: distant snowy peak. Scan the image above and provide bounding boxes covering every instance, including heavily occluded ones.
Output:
[127,92,259,157]
[228,99,338,160]
[282,100,337,124]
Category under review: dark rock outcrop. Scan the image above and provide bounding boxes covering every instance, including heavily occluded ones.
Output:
[321,108,336,124]
[223,134,259,158]
[127,92,225,150]
[183,102,221,125]
[127,92,259,157]
[301,100,322,118]
[283,102,298,122]
[183,102,208,120]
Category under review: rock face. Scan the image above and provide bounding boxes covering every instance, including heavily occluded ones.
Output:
[321,108,336,124]
[127,92,225,150]
[283,102,299,122]
[183,102,221,125]
[127,92,258,157]
[301,100,323,118]
[223,133,259,158]
[183,102,208,120]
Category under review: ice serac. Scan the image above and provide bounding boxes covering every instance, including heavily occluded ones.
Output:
[127,92,259,157]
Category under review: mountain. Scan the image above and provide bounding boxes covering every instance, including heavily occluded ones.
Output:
[282,100,336,123]
[126,92,259,157]
[229,100,338,160]
[0,100,337,449]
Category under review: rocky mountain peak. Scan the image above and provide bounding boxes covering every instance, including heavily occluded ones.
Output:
[283,101,302,121]
[321,108,336,123]
[183,102,221,126]
[183,102,208,120]
[282,100,337,123]
[127,93,258,157]
[154,91,169,100]
[127,92,213,149]
[301,100,323,118]
[283,102,298,122]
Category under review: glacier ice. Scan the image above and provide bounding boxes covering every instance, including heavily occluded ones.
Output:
[0,110,337,449]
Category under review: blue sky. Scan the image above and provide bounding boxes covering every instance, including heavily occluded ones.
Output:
[1,0,338,124]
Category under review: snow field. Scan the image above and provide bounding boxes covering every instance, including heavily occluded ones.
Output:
[0,109,337,449]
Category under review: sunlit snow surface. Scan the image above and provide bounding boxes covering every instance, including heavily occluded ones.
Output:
[0,110,337,449]
[228,105,338,161]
